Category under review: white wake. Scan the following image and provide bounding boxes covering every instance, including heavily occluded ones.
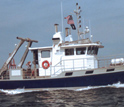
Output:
[1,82,124,95]
[75,82,124,91]
[0,88,35,95]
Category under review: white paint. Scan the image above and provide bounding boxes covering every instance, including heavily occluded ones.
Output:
[11,70,21,76]
[111,58,124,65]
[30,30,102,76]
[65,35,73,42]
[38,50,52,76]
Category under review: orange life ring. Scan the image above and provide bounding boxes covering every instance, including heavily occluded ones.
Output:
[42,60,50,69]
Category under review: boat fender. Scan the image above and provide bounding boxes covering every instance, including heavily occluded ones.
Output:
[42,60,50,69]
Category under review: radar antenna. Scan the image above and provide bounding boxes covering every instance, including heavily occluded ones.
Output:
[74,3,90,40]
[74,3,82,40]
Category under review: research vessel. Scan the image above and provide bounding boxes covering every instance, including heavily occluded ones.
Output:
[0,3,124,90]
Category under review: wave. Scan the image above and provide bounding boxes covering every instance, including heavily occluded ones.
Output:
[1,82,124,95]
[75,82,124,91]
[0,88,36,95]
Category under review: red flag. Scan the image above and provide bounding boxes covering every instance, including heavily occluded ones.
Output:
[65,15,74,24]
[65,15,76,30]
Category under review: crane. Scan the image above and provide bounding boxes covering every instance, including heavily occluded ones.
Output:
[0,37,38,76]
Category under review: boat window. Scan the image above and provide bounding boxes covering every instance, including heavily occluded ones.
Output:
[41,50,50,58]
[33,50,38,64]
[65,72,73,76]
[85,70,94,74]
[87,46,92,55]
[65,48,74,56]
[94,47,99,55]
[91,47,95,55]
[87,46,99,55]
[106,68,115,72]
[76,47,86,55]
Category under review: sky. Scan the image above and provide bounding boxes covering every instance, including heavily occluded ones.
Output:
[0,0,124,68]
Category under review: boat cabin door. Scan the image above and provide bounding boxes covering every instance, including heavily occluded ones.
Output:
[38,49,52,76]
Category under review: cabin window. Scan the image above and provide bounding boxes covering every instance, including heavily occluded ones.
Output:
[65,48,74,56]
[65,72,73,76]
[94,47,99,55]
[106,68,115,72]
[87,46,99,55]
[85,70,94,74]
[87,46,92,55]
[76,47,86,55]
[33,50,38,64]
[41,50,50,58]
[91,46,95,55]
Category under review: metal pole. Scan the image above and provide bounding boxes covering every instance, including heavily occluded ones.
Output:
[33,51,37,78]
[0,40,25,75]
[17,42,32,68]
[61,1,64,42]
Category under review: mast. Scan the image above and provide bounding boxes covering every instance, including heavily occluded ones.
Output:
[61,1,64,42]
[74,3,90,40]
[74,3,82,40]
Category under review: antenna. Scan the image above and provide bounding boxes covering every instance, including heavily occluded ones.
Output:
[88,20,93,42]
[74,3,82,40]
[89,20,91,37]
[73,3,91,40]
[61,1,64,42]
[82,17,85,39]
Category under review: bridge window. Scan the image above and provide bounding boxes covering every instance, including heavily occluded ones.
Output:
[65,48,74,56]
[87,46,99,55]
[87,46,91,55]
[76,47,86,55]
[41,50,50,58]
[94,47,98,55]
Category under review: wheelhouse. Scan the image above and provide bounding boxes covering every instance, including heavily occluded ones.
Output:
[29,27,104,77]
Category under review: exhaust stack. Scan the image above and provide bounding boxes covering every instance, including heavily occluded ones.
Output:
[65,27,71,37]
[54,24,59,33]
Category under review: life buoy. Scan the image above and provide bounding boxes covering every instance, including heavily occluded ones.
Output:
[42,60,50,69]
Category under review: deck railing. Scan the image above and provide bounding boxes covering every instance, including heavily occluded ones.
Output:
[0,73,9,80]
[97,54,124,68]
[1,54,124,79]
[51,54,124,76]
[51,57,98,76]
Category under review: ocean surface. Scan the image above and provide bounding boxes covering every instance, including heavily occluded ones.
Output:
[0,82,124,107]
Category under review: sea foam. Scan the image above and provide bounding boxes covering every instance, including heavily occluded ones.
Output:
[0,88,34,95]
[1,82,124,95]
[75,82,124,91]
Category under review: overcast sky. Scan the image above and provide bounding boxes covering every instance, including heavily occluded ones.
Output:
[0,0,124,68]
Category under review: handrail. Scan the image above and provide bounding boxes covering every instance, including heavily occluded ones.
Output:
[98,54,124,59]
[51,54,124,76]
[51,68,63,76]
[53,59,63,67]
[51,57,96,76]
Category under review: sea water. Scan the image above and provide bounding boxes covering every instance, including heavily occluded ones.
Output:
[0,82,124,107]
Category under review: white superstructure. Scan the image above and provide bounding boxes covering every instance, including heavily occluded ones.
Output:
[29,3,104,77]
[29,25,104,77]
